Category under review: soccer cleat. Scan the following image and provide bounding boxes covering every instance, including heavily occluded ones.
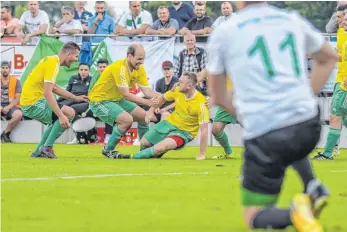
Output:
[290,194,323,232]
[102,148,131,159]
[30,152,43,158]
[307,179,330,218]
[212,154,235,159]
[312,153,333,160]
[1,132,11,143]
[333,144,340,157]
[40,147,58,159]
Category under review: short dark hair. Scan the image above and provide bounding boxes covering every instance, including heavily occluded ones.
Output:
[337,4,347,12]
[127,43,143,56]
[1,61,11,68]
[182,72,197,85]
[79,63,90,68]
[1,5,11,12]
[97,58,108,65]
[95,1,105,5]
[61,41,80,53]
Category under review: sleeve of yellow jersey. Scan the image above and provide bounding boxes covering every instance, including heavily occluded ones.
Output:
[44,56,59,84]
[136,66,150,87]
[114,65,129,88]
[164,87,178,101]
[198,100,210,125]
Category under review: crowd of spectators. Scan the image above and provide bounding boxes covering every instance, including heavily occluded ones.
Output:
[0,1,236,44]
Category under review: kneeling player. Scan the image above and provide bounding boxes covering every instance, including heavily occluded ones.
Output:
[116,72,210,160]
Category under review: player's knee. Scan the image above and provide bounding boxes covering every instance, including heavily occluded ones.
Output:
[12,110,23,120]
[212,124,222,135]
[62,106,75,118]
[117,113,133,131]
[330,114,342,128]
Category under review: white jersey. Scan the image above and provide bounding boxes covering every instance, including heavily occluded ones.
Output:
[57,20,83,44]
[207,4,325,139]
[19,10,50,44]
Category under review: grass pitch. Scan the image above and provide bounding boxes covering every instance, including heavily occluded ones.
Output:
[1,144,347,232]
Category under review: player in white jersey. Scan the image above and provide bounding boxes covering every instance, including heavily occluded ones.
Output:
[207,2,338,232]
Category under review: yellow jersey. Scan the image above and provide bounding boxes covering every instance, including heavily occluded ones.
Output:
[20,55,60,106]
[89,59,149,102]
[164,88,209,137]
[340,40,347,90]
[336,28,347,83]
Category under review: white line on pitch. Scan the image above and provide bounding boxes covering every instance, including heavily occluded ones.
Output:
[1,172,209,182]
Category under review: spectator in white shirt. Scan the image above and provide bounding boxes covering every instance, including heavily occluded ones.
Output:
[114,1,153,39]
[53,6,83,44]
[15,1,50,44]
[212,2,233,29]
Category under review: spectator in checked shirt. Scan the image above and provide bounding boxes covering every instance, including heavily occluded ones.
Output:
[173,34,207,95]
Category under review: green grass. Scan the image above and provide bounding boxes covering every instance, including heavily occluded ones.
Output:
[1,144,347,232]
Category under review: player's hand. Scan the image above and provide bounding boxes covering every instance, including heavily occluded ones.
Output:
[154,108,161,114]
[59,114,70,129]
[73,95,89,102]
[145,110,156,124]
[196,153,206,160]
[148,97,159,107]
[206,97,214,109]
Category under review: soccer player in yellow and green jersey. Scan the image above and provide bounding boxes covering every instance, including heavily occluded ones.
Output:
[314,7,347,160]
[125,72,210,160]
[20,42,87,159]
[211,77,238,159]
[88,44,160,158]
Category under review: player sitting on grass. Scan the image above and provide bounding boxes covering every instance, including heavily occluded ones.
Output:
[88,43,160,158]
[114,72,210,160]
[20,42,88,158]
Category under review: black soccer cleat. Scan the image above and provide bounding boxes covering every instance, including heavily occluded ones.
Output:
[1,132,11,143]
[102,148,131,159]
[312,152,333,160]
[40,146,58,159]
[307,179,330,218]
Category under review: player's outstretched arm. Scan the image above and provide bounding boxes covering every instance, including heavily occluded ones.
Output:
[140,86,161,99]
[53,85,89,102]
[196,123,208,160]
[118,86,158,107]
[310,42,338,95]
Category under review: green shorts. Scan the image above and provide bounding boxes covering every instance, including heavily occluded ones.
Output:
[331,87,347,117]
[213,107,237,124]
[144,120,194,150]
[21,99,54,125]
[90,99,138,126]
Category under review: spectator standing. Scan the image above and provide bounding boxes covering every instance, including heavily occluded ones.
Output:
[114,1,153,40]
[87,1,115,43]
[0,5,19,36]
[53,6,83,44]
[153,61,179,122]
[173,34,207,95]
[145,6,179,39]
[179,4,212,42]
[326,1,347,33]
[212,2,233,29]
[15,1,50,45]
[168,1,195,29]
[74,1,93,38]
[0,61,23,143]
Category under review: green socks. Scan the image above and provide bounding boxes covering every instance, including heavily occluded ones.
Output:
[137,123,149,140]
[213,131,232,155]
[33,124,53,154]
[132,147,155,159]
[44,119,71,147]
[105,125,126,151]
[323,128,341,158]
